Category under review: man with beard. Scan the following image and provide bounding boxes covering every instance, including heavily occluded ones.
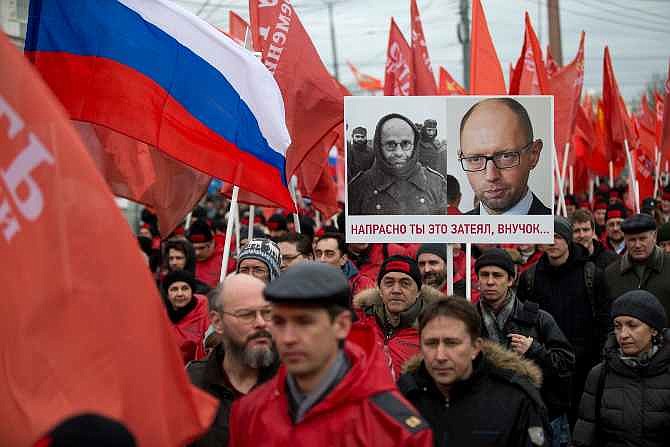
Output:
[348,113,448,215]
[187,274,279,447]
[417,119,447,175]
[347,126,374,179]
[459,98,550,215]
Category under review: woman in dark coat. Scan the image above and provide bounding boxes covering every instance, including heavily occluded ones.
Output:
[573,290,670,447]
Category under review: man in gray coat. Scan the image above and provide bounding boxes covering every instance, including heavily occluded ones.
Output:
[604,213,670,319]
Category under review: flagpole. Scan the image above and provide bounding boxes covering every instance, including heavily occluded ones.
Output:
[561,142,570,192]
[623,139,640,213]
[184,211,193,231]
[248,205,255,241]
[654,146,661,198]
[465,243,472,302]
[220,185,239,284]
[569,166,574,195]
[235,206,241,256]
[589,176,594,204]
[446,244,454,296]
[552,145,568,217]
[609,161,614,187]
[289,179,302,234]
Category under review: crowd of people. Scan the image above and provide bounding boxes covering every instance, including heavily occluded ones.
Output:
[118,178,670,447]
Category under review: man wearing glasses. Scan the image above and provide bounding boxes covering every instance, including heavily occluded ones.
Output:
[348,113,448,215]
[187,273,279,447]
[459,98,551,215]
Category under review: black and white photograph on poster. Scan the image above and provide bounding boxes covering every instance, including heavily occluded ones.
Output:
[345,95,554,244]
[346,96,449,215]
[449,96,553,216]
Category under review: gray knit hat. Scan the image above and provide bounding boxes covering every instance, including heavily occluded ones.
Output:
[237,238,282,281]
[554,215,573,243]
[611,290,667,332]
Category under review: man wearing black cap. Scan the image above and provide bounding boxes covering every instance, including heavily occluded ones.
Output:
[353,255,445,379]
[187,220,224,288]
[475,249,574,442]
[605,213,670,319]
[347,126,374,179]
[228,262,433,446]
[348,113,448,215]
[600,203,628,255]
[517,216,609,426]
[417,118,447,175]
[657,222,670,253]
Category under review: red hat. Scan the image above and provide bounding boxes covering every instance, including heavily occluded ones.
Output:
[594,201,608,211]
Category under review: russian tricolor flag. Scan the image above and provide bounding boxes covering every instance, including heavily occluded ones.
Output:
[25,0,294,210]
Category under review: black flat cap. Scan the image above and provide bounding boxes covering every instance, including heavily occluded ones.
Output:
[621,213,657,235]
[263,261,350,308]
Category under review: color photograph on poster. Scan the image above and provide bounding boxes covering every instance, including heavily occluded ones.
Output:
[345,95,554,244]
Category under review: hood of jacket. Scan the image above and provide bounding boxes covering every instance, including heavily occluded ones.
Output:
[401,340,543,388]
[353,285,445,328]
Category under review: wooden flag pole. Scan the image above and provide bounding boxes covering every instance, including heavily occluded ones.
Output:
[248,205,255,241]
[446,244,454,296]
[609,161,614,188]
[465,243,472,302]
[654,147,661,198]
[552,145,568,217]
[561,142,570,193]
[184,211,193,231]
[220,185,239,284]
[569,166,574,195]
[623,139,640,213]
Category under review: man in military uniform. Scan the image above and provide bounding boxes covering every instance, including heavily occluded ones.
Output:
[417,119,448,175]
[348,113,448,215]
[347,126,374,179]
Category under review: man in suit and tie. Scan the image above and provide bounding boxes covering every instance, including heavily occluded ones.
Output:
[459,98,551,216]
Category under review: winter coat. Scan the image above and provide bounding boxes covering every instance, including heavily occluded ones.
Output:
[572,330,670,447]
[194,245,224,288]
[186,344,279,447]
[348,160,448,215]
[398,341,550,447]
[478,296,575,417]
[604,246,670,322]
[517,243,610,408]
[166,294,210,364]
[589,239,618,271]
[228,331,433,446]
[353,285,445,380]
[342,260,375,297]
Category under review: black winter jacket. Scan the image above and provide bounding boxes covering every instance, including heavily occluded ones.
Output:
[478,297,575,417]
[572,330,670,447]
[186,344,279,447]
[398,342,550,447]
[589,239,619,271]
[517,244,609,387]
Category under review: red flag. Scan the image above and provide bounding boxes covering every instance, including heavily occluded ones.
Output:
[469,0,506,94]
[438,66,466,95]
[661,61,670,161]
[545,46,560,76]
[346,61,383,91]
[410,0,437,95]
[602,46,637,162]
[0,34,216,446]
[249,1,344,181]
[384,18,414,96]
[76,124,210,236]
[509,14,550,95]
[229,10,250,46]
[549,31,585,169]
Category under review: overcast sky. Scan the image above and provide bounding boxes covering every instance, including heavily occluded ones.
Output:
[174,0,670,103]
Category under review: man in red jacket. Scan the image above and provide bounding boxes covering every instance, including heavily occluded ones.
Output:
[228,262,433,446]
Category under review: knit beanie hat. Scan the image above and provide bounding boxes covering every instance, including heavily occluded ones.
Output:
[186,219,213,243]
[416,243,448,264]
[474,248,516,278]
[606,203,628,222]
[378,255,422,289]
[611,290,667,332]
[554,215,573,243]
[33,413,136,447]
[162,269,196,293]
[237,238,282,281]
[658,222,670,243]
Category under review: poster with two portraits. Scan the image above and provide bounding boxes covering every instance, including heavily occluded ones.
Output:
[345,96,554,244]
